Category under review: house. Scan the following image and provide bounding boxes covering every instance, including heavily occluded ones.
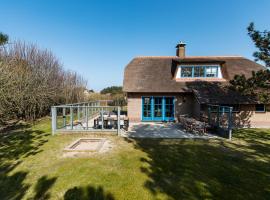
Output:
[123,42,270,128]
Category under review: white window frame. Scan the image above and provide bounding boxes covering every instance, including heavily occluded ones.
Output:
[177,64,223,79]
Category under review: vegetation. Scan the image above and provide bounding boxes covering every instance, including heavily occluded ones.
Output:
[0,32,8,46]
[0,118,269,199]
[0,34,86,122]
[247,22,270,68]
[87,86,127,107]
[230,70,270,103]
[230,23,270,103]
[100,86,123,95]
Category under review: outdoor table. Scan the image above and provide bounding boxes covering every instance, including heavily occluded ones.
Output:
[94,116,129,130]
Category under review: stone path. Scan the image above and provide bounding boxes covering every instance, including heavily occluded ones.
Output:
[122,122,218,139]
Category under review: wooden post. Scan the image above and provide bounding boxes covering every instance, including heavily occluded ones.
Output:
[228,107,233,140]
[217,106,220,128]
[101,107,104,130]
[70,107,73,130]
[63,107,66,128]
[208,107,211,125]
[77,106,80,121]
[86,106,89,130]
[51,107,57,135]
[117,106,120,136]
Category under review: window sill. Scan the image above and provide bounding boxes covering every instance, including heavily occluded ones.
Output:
[175,78,227,82]
[255,111,266,113]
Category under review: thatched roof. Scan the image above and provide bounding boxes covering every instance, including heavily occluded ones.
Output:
[187,81,258,104]
[123,56,265,94]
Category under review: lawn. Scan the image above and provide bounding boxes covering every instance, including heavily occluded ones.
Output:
[0,118,269,200]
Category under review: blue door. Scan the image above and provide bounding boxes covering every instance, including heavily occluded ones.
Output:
[142,96,175,121]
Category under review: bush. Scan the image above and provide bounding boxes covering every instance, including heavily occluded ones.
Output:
[0,41,86,121]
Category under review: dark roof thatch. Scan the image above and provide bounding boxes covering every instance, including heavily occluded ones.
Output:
[123,56,265,93]
[188,81,257,104]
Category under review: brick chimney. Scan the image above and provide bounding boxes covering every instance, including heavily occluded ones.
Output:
[176,41,186,58]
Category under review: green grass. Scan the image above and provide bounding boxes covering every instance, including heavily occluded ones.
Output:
[0,118,269,200]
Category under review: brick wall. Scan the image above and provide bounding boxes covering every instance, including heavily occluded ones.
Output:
[127,93,142,122]
[234,104,270,128]
[127,93,270,128]
[127,92,198,122]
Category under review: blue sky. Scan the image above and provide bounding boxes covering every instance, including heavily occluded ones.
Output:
[0,0,269,91]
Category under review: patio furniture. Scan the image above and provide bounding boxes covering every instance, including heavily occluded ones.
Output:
[94,115,129,131]
[179,115,207,135]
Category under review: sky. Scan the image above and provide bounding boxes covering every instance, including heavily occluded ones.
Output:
[0,0,269,91]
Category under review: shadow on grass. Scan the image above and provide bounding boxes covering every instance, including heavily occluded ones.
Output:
[33,176,57,200]
[233,129,270,159]
[126,136,270,200]
[0,123,49,161]
[0,122,50,200]
[0,162,29,200]
[64,185,115,200]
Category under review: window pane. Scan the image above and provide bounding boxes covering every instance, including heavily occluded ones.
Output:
[154,97,162,105]
[166,97,173,104]
[144,97,151,105]
[143,105,151,117]
[194,66,204,77]
[206,66,217,77]
[143,97,152,118]
[181,67,192,77]
[165,105,174,117]
[255,104,265,112]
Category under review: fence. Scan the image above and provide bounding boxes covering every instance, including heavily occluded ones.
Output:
[207,105,233,139]
[51,101,128,135]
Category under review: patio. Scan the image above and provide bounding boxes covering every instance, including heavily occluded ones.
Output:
[122,122,218,139]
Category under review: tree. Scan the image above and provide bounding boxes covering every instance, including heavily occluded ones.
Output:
[247,22,270,68]
[0,32,8,46]
[0,40,86,122]
[229,23,270,103]
[100,86,123,95]
[230,70,270,103]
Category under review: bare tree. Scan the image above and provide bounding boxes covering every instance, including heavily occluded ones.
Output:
[0,41,87,122]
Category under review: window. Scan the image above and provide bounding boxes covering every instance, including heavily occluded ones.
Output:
[143,97,151,117]
[205,66,218,77]
[181,66,193,77]
[179,65,220,78]
[219,105,239,113]
[165,97,174,117]
[255,104,265,112]
[142,96,175,121]
[209,105,239,113]
[194,66,204,77]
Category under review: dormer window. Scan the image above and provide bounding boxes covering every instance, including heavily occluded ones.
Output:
[205,66,218,77]
[178,65,222,78]
[181,67,193,77]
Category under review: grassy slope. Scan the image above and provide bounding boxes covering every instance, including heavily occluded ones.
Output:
[0,118,269,200]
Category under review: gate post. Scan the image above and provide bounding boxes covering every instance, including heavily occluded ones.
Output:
[51,107,57,135]
[117,106,120,136]
[228,107,233,140]
[70,107,73,130]
[101,107,104,130]
[208,107,211,125]
[86,106,88,130]
[63,107,66,128]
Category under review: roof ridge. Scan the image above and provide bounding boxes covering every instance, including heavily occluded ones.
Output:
[135,55,244,59]
[184,55,243,58]
[135,56,178,59]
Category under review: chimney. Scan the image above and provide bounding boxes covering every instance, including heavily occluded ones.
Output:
[176,41,186,58]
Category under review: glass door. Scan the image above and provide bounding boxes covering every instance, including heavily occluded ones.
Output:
[154,97,163,121]
[142,97,152,121]
[164,97,174,121]
[142,96,175,121]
